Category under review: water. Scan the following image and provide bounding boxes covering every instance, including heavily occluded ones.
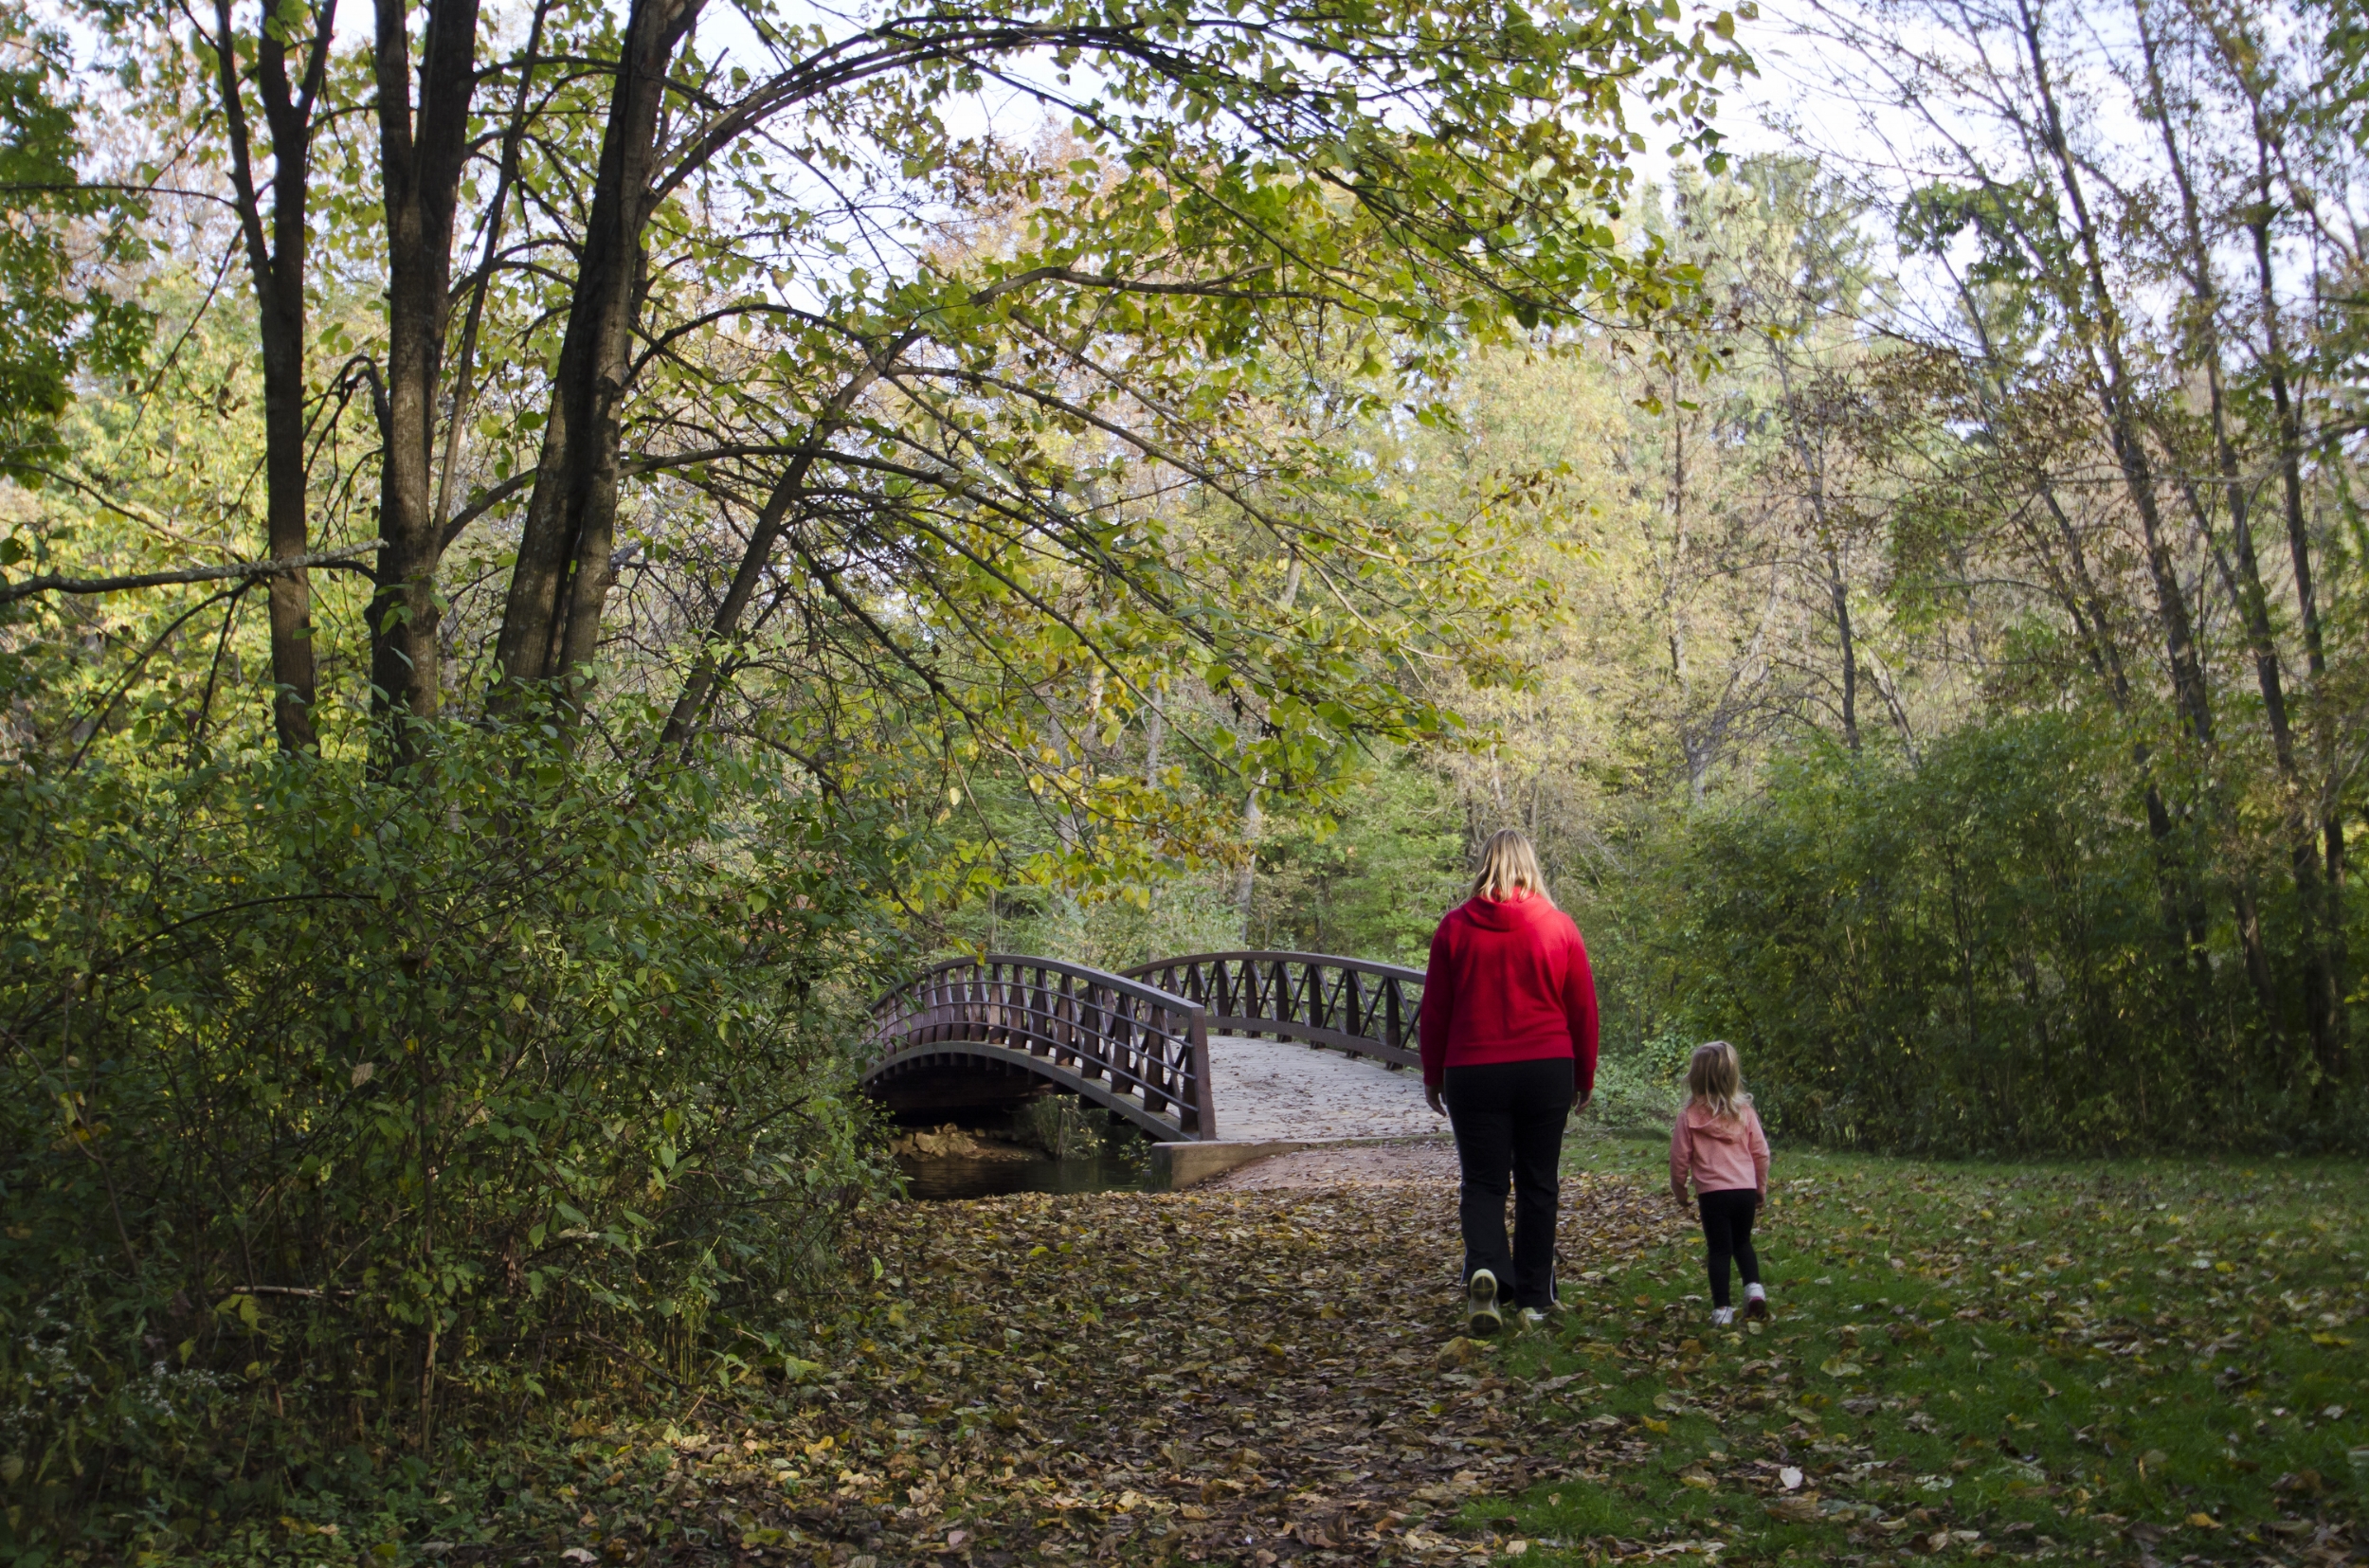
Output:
[895,1147,1154,1200]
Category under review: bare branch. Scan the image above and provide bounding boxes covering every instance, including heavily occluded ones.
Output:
[0,543,377,607]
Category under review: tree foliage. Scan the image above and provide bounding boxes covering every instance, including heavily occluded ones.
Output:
[0,12,148,481]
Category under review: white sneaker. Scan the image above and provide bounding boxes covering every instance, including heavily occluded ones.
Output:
[1520,1307,1549,1328]
[1745,1284,1769,1322]
[1466,1270,1503,1337]
[1711,1307,1735,1327]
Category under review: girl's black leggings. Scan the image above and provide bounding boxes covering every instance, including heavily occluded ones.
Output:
[1697,1188,1761,1307]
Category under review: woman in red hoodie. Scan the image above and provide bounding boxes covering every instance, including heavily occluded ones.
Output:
[1418,829,1599,1335]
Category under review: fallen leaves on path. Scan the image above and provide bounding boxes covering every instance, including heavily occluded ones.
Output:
[528,1172,1675,1567]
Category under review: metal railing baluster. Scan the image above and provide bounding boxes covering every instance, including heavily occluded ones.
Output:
[1118,951,1425,1069]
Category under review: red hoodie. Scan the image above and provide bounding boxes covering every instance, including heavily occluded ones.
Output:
[1416,892,1600,1094]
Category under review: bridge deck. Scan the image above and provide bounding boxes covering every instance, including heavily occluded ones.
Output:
[1204,1034,1440,1143]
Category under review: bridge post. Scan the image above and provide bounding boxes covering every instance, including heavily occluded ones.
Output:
[1184,1003,1215,1139]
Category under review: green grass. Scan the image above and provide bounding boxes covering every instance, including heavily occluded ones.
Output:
[1484,1134,2369,1562]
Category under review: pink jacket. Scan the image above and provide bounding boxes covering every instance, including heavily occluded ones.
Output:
[1670,1099,1769,1199]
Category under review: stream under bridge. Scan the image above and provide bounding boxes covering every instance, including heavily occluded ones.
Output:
[859,951,1438,1152]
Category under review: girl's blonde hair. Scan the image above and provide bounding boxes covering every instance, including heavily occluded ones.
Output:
[1687,1040,1749,1120]
[1471,828,1548,902]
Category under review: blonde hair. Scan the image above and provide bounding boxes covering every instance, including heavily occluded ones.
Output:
[1687,1040,1749,1121]
[1471,828,1548,903]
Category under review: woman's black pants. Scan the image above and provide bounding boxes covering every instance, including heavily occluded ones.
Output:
[1442,1056,1575,1310]
[1696,1187,1761,1307]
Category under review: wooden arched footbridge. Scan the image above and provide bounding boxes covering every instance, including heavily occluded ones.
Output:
[861,951,1425,1142]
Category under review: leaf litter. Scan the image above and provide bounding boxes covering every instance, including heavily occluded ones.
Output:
[476,1169,1675,1566]
[432,1150,2367,1568]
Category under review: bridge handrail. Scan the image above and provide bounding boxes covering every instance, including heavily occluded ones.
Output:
[1119,949,1425,1068]
[866,954,1216,1140]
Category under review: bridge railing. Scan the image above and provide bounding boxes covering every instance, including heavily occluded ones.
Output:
[865,955,1216,1140]
[1119,950,1425,1069]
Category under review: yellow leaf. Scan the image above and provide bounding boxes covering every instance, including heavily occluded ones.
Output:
[2186,1513,2221,1530]
[2310,1332,2352,1348]
[1641,1416,1670,1434]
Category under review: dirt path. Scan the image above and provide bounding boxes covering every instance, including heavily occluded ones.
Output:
[517,1173,1676,1568]
[1201,1139,1461,1191]
[1203,1036,1438,1144]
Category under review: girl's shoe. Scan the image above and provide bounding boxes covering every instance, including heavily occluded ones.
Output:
[1711,1306,1735,1327]
[1745,1284,1770,1322]
[1466,1270,1503,1337]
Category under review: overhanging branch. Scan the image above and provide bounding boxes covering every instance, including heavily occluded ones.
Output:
[0,543,377,607]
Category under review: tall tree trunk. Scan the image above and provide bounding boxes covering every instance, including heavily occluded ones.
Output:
[1824,545,1859,752]
[2136,11,2337,1054]
[493,0,703,713]
[2142,15,2303,1042]
[1962,273,2198,971]
[2246,145,2348,1078]
[369,0,484,759]
[1771,349,1859,751]
[2021,0,2231,979]
[209,0,336,752]
[1958,284,2206,964]
[1234,786,1263,941]
[259,291,314,753]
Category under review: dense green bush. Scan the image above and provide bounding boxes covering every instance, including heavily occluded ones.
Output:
[0,723,891,1553]
[1590,712,2365,1155]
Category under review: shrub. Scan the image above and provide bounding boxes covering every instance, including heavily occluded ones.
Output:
[0,721,893,1552]
[1587,712,2365,1156]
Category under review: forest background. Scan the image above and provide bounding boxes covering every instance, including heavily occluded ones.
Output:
[3,0,2367,1553]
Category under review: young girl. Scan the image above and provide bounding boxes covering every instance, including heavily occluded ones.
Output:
[1669,1041,1771,1325]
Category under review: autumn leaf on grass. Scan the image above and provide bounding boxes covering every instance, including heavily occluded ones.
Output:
[2186,1513,2222,1530]
[1819,1355,1863,1378]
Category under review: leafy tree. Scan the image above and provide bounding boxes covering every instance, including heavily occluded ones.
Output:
[0,13,148,484]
